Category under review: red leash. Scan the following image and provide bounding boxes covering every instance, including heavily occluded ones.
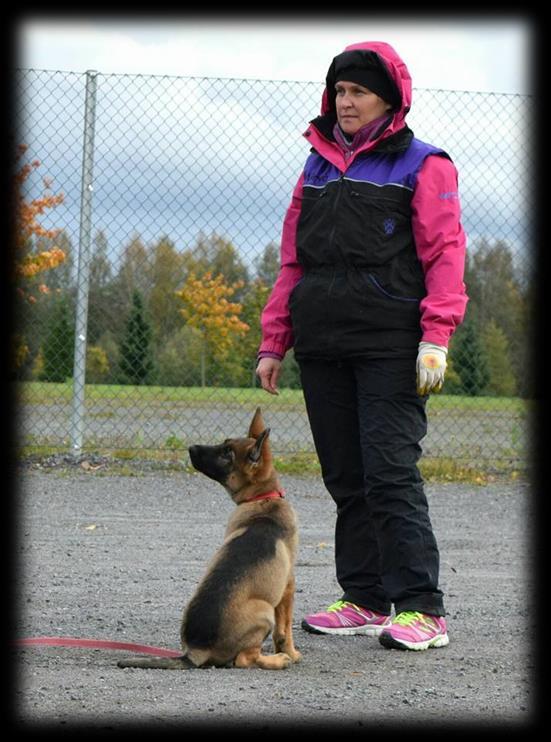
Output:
[14,636,182,658]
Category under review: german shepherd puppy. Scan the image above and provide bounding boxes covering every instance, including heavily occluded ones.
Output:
[118,408,301,670]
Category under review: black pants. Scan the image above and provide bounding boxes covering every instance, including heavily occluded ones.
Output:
[299,356,445,617]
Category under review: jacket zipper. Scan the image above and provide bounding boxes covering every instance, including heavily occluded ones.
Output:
[327,173,349,270]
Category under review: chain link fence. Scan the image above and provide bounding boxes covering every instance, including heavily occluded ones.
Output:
[13,69,534,467]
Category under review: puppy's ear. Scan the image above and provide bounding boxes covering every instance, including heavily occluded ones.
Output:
[248,428,270,463]
[248,407,265,439]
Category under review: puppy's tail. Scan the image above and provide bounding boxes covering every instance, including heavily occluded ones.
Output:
[117,653,195,670]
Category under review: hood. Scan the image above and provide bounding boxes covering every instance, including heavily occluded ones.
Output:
[320,40,412,137]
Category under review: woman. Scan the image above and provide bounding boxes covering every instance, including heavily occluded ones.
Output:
[256,41,468,651]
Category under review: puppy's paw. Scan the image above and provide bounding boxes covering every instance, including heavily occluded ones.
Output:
[278,652,293,669]
[289,648,302,663]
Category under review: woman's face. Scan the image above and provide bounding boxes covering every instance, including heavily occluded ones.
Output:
[335,81,392,136]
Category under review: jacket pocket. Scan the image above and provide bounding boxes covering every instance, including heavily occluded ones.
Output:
[355,271,422,333]
[365,272,420,303]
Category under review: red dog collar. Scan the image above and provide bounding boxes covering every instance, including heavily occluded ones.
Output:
[247,490,285,502]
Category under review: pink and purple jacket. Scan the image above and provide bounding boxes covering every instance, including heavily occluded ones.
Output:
[258,41,468,360]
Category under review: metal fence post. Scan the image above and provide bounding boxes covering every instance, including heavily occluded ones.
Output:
[70,70,98,456]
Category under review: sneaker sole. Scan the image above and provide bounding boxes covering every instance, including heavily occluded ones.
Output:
[379,631,449,651]
[301,619,391,636]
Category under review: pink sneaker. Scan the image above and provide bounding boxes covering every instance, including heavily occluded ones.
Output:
[302,600,392,636]
[379,611,449,651]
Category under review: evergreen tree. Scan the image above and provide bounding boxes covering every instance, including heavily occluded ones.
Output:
[40,297,75,382]
[482,320,516,396]
[98,233,148,350]
[450,318,490,396]
[118,291,155,385]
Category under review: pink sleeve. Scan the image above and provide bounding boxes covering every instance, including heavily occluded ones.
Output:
[411,155,469,347]
[258,174,305,358]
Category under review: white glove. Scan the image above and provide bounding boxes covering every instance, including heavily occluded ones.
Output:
[416,342,447,395]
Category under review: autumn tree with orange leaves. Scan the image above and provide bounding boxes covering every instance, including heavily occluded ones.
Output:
[12,145,66,371]
[175,271,249,387]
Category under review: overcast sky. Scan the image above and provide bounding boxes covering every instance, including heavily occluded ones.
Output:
[17,15,531,95]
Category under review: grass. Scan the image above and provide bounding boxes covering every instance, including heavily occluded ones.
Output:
[15,381,302,408]
[15,380,530,414]
[274,454,515,484]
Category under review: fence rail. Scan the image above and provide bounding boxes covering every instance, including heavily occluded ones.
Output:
[13,69,534,465]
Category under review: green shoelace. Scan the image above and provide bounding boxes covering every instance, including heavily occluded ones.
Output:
[393,611,433,626]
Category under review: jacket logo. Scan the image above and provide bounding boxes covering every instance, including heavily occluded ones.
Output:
[383,217,396,235]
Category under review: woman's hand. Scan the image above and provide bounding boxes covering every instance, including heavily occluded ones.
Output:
[256,357,282,395]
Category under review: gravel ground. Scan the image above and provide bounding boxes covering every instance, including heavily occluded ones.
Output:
[11,462,537,731]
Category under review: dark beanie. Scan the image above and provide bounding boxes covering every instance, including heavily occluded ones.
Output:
[329,49,401,110]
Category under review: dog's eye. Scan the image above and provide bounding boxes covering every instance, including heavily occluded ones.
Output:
[221,447,234,462]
